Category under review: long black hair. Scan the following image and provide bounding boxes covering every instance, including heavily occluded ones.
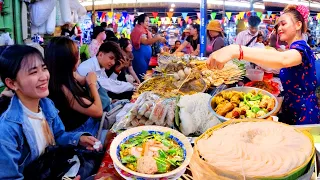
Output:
[0,45,43,87]
[134,14,148,26]
[191,24,200,35]
[44,37,93,108]
[119,38,133,60]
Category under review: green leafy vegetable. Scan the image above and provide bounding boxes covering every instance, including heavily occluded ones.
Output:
[251,94,262,101]
[167,148,177,155]
[162,139,172,147]
[158,150,167,159]
[163,131,171,139]
[251,106,261,113]
[121,155,137,164]
[155,158,168,173]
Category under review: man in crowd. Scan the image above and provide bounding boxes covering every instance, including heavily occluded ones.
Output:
[235,16,261,47]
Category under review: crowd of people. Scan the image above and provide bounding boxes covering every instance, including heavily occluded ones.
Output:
[0,3,319,179]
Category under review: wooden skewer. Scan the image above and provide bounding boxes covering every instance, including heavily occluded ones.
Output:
[177,72,192,91]
[62,176,73,180]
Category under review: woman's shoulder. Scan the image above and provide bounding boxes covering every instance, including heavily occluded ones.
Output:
[290,40,309,49]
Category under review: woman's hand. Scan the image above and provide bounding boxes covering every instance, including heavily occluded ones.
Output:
[116,58,131,72]
[206,45,237,70]
[79,136,102,151]
[86,72,97,85]
[159,37,167,44]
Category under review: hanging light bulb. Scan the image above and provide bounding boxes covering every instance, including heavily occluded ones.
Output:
[169,8,174,12]
[171,3,175,8]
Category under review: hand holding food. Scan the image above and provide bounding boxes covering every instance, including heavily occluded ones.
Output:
[206,45,237,70]
[79,136,102,151]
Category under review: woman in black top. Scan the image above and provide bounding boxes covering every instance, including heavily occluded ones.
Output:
[61,23,76,37]
[44,37,103,133]
[174,24,200,55]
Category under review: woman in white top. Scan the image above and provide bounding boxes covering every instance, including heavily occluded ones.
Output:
[0,45,101,179]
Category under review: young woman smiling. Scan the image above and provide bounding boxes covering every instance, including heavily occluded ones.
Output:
[207,5,319,124]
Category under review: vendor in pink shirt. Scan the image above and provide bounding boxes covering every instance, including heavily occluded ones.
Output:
[235,16,261,47]
[89,26,106,57]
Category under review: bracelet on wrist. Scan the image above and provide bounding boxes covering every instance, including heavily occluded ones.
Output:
[88,82,97,87]
[238,45,244,60]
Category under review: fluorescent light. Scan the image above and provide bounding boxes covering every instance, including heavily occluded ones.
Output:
[263,0,320,9]
[81,0,265,9]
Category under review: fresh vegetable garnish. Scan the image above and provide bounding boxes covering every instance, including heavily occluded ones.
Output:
[251,106,261,113]
[119,131,184,174]
[122,155,137,164]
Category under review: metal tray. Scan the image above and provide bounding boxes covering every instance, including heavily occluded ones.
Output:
[208,87,279,122]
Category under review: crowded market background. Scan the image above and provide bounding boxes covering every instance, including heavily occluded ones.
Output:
[0,0,320,179]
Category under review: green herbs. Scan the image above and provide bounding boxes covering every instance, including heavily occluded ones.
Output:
[119,131,184,174]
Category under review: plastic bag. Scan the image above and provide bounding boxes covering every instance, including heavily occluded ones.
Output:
[30,0,56,27]
[0,33,14,46]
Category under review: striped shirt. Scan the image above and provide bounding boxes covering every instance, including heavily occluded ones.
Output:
[235,30,258,47]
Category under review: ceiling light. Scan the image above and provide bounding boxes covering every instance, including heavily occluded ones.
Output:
[171,3,175,8]
[169,8,174,12]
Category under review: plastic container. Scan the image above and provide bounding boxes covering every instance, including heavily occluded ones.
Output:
[246,69,264,81]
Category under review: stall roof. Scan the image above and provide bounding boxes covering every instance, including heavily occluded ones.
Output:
[79,0,320,12]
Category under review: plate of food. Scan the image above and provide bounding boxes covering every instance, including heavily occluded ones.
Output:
[137,75,206,98]
[209,87,278,122]
[110,126,193,180]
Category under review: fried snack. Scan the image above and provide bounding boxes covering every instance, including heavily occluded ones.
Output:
[221,91,234,100]
[216,102,234,116]
[267,98,276,111]
[259,98,269,108]
[230,94,242,104]
[213,95,225,105]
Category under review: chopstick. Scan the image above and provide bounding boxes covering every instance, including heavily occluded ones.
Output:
[62,176,73,180]
[177,72,192,91]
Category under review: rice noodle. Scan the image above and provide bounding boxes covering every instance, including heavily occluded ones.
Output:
[178,93,221,136]
[197,121,313,177]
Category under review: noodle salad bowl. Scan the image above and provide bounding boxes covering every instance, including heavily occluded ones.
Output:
[110,126,193,180]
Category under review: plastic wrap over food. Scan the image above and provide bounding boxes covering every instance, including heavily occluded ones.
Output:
[111,92,177,132]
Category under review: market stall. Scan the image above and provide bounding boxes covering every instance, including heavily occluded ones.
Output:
[86,50,320,180]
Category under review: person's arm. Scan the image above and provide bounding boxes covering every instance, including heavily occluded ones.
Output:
[49,99,101,151]
[73,72,86,86]
[109,73,118,80]
[62,73,103,118]
[191,44,200,56]
[0,124,23,179]
[239,45,302,68]
[140,35,164,45]
[174,41,189,53]
[98,78,134,93]
[128,66,141,84]
[207,44,302,69]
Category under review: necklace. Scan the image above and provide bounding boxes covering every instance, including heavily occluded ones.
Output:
[26,113,56,145]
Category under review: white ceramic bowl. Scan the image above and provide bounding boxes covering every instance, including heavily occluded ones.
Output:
[110,126,193,180]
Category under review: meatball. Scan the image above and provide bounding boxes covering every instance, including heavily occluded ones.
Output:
[136,156,158,174]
